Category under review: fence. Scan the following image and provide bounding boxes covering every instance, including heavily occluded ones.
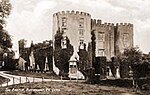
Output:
[1,75,80,87]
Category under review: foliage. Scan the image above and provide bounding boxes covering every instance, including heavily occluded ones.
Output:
[33,48,46,72]
[85,30,97,82]
[120,47,143,64]
[59,45,73,76]
[54,29,63,49]
[54,29,73,76]
[0,0,12,18]
[36,49,46,72]
[91,30,96,68]
[77,45,88,77]
[0,0,12,48]
[46,45,53,71]
[2,49,15,69]
[0,0,15,70]
[54,29,63,69]
[87,42,93,68]
[110,57,119,77]
[18,39,53,72]
[119,61,130,78]
[32,40,53,72]
[0,30,12,48]
[117,47,150,78]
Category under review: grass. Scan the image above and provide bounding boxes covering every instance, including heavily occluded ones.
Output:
[0,81,146,95]
[0,76,9,85]
[5,70,60,79]
[2,70,150,94]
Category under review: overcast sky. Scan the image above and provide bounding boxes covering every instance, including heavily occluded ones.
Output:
[6,0,150,53]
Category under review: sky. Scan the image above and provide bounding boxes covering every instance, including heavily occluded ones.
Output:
[6,0,150,54]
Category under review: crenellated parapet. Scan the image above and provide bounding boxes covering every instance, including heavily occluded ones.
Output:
[103,22,115,27]
[91,19,115,28]
[91,19,101,26]
[91,19,133,29]
[53,10,91,17]
[116,23,133,28]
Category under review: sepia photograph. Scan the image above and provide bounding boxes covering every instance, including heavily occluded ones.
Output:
[0,0,149,95]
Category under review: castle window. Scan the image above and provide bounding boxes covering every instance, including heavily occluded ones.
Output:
[61,39,67,49]
[123,33,129,42]
[122,33,129,47]
[62,17,67,27]
[79,39,84,49]
[98,41,104,49]
[62,28,67,33]
[79,29,84,36]
[79,18,84,28]
[98,49,105,56]
[98,32,105,41]
[79,39,84,44]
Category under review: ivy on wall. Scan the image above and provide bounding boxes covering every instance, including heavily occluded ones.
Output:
[54,29,73,77]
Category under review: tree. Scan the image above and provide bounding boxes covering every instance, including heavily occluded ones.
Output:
[116,47,149,88]
[45,40,53,72]
[32,42,51,72]
[91,30,96,68]
[117,47,142,77]
[3,48,15,69]
[54,29,63,70]
[84,30,97,83]
[0,0,11,18]
[54,29,73,77]
[0,0,12,48]
[77,43,88,78]
[0,0,15,70]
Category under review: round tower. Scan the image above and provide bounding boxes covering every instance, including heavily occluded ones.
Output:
[53,10,91,59]
[53,11,91,78]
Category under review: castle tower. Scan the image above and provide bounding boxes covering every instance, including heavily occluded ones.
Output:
[115,23,134,55]
[91,20,115,61]
[53,11,91,78]
[53,11,91,59]
[52,11,134,78]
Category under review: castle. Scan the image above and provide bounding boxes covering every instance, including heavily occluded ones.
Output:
[53,10,133,61]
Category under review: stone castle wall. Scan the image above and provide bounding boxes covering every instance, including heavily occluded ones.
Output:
[91,19,115,61]
[53,11,133,61]
[53,11,91,55]
[115,23,133,56]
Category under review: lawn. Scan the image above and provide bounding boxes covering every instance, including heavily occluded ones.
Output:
[0,81,148,95]
[3,70,150,95]
[5,70,60,79]
[0,76,9,85]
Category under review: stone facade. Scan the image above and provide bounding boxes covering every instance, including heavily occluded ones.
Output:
[91,20,133,61]
[91,20,115,61]
[115,23,134,56]
[53,11,133,61]
[53,11,91,59]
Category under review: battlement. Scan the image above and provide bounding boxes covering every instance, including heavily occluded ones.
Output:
[116,23,133,27]
[91,19,115,27]
[103,22,115,27]
[53,10,91,17]
[91,19,133,28]
[91,19,101,25]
